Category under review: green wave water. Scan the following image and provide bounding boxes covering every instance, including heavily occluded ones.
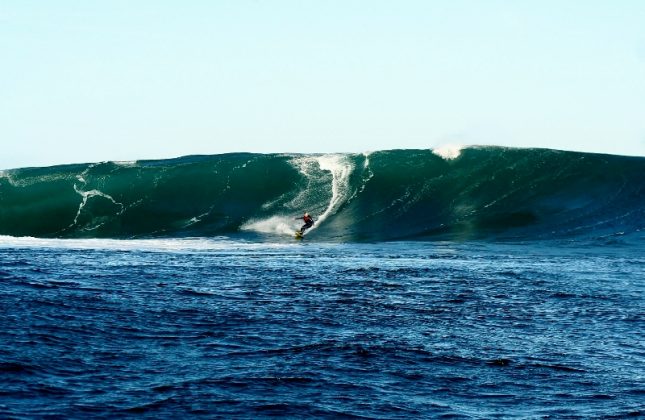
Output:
[1,147,643,242]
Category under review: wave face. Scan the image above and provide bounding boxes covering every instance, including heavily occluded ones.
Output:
[1,148,643,241]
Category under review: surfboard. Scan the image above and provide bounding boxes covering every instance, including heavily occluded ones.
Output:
[294,231,303,239]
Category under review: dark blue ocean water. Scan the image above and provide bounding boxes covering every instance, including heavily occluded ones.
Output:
[1,237,643,419]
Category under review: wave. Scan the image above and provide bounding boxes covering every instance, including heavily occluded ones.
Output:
[1,147,643,242]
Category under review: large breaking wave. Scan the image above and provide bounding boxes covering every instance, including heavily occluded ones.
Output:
[1,147,643,242]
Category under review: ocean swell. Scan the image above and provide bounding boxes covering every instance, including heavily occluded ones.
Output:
[1,148,643,242]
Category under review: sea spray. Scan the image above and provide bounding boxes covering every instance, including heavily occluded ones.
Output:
[241,215,298,236]
[433,144,463,160]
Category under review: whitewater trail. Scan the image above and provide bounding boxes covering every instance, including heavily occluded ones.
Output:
[311,155,354,228]
[241,154,355,236]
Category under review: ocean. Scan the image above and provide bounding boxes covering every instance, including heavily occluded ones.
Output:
[1,147,643,418]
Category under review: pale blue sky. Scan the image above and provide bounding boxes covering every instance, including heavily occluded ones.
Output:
[2,1,644,169]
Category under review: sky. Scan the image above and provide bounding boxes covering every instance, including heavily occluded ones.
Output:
[2,0,645,169]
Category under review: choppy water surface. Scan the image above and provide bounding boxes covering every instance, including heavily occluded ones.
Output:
[1,238,643,418]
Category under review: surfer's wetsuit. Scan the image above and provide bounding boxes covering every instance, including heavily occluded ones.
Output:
[297,214,314,234]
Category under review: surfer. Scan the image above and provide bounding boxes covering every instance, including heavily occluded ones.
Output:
[296,212,314,234]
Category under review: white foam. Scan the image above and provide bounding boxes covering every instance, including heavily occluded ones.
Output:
[114,161,137,167]
[64,185,125,231]
[0,170,21,186]
[0,171,9,185]
[433,144,464,160]
[0,235,292,252]
[356,152,374,196]
[362,151,373,168]
[181,210,211,228]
